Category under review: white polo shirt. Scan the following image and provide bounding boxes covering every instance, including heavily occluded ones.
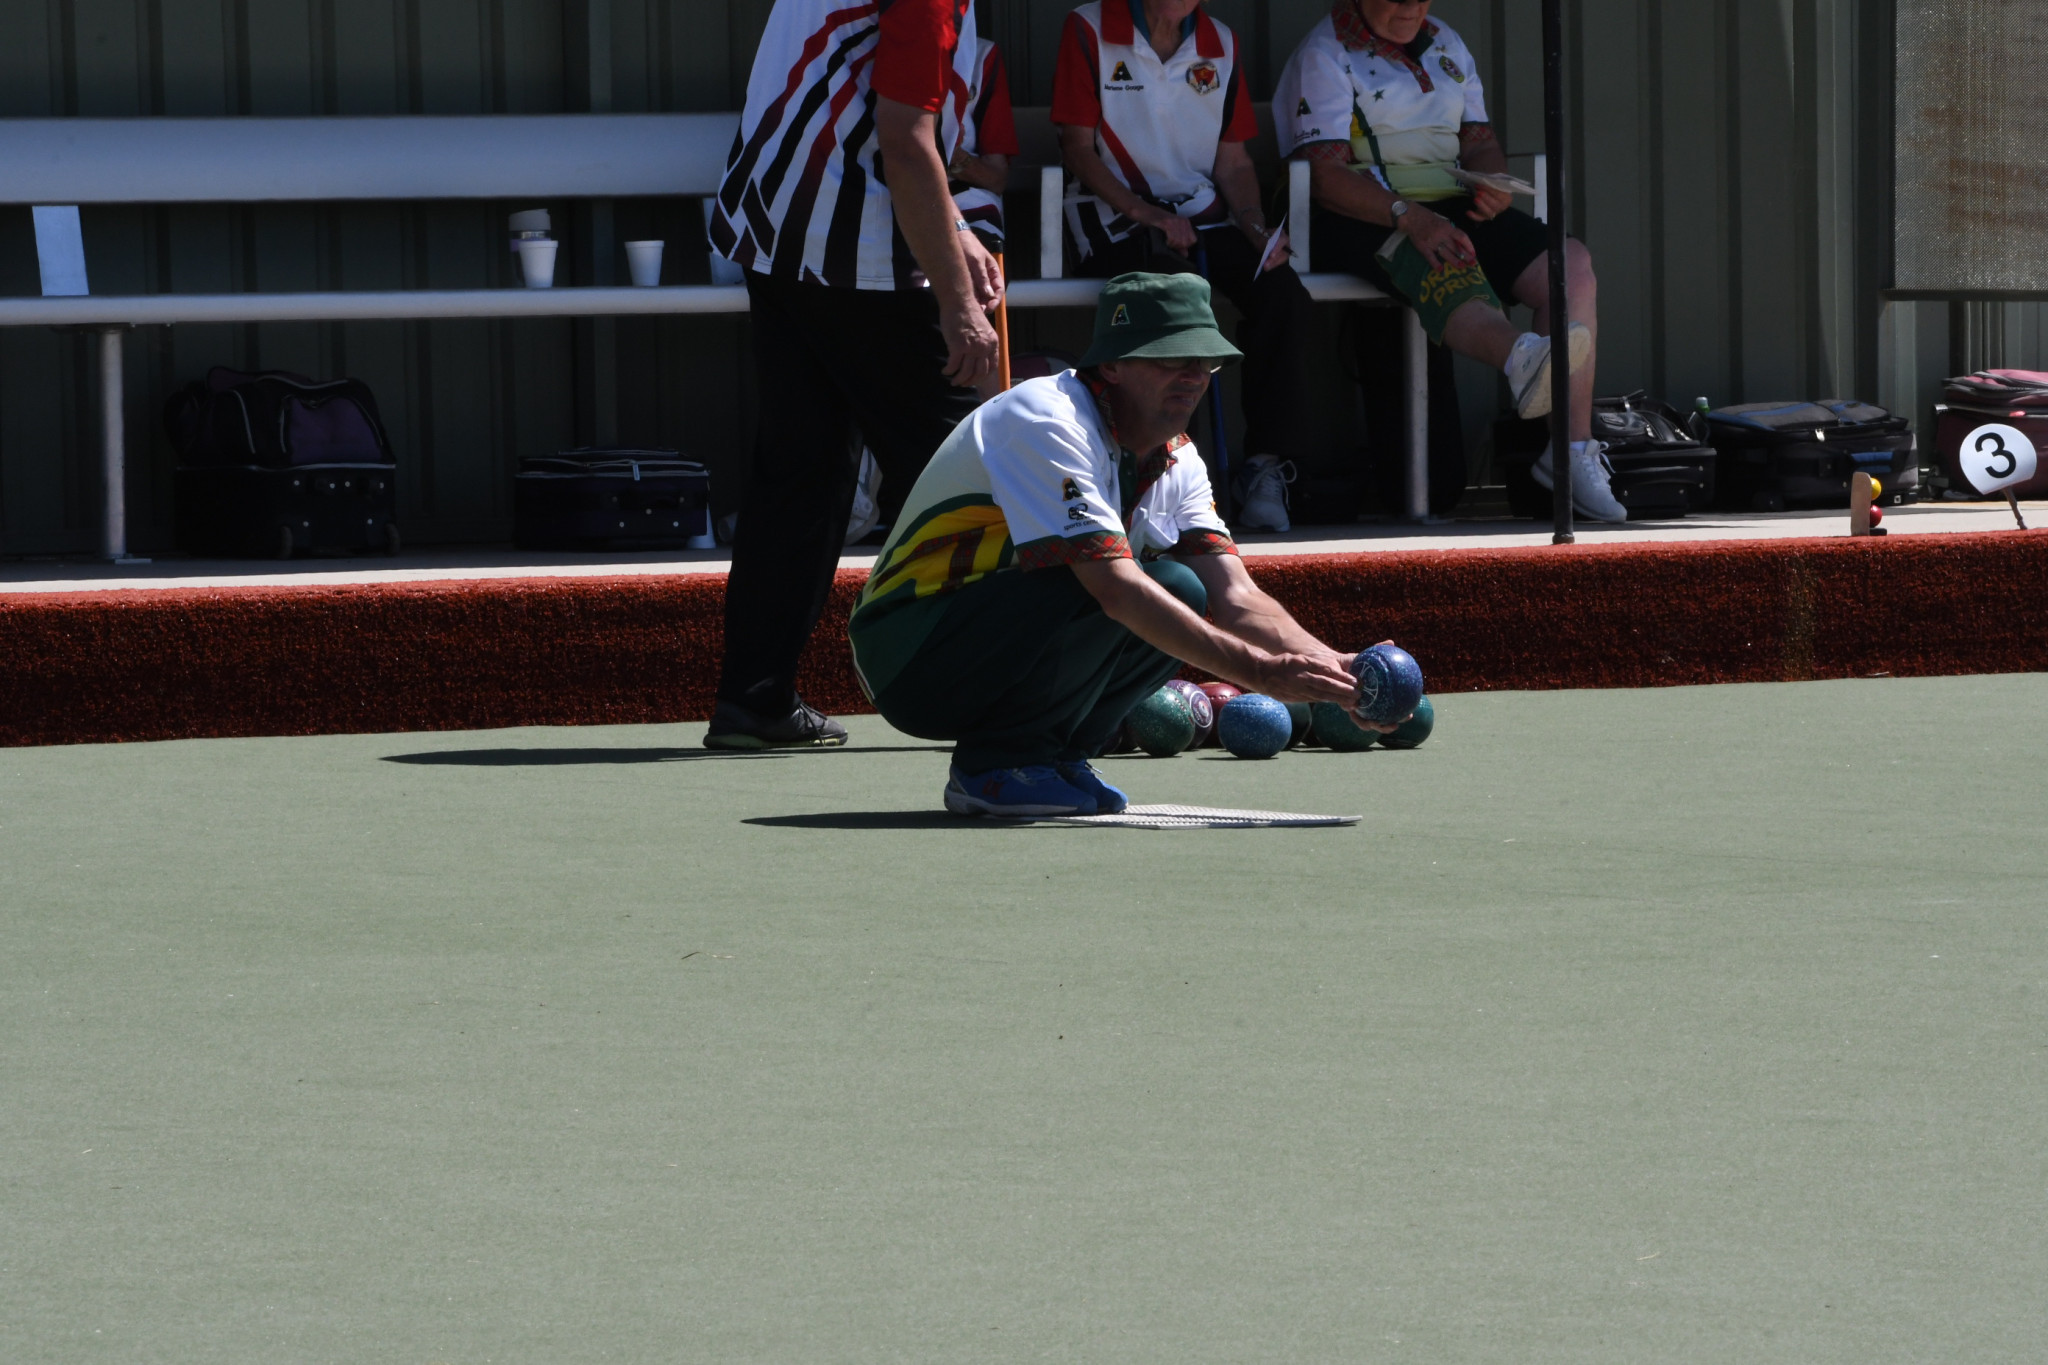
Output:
[1274,10,1487,193]
[1050,0,1258,253]
[849,371,1235,697]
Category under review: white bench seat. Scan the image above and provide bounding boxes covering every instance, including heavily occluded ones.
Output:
[0,274,1390,328]
[0,111,1429,559]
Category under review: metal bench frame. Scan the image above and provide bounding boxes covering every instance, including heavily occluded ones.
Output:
[1,112,1429,560]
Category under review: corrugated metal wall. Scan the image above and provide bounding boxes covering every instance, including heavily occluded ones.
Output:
[0,0,1976,554]
[0,0,773,553]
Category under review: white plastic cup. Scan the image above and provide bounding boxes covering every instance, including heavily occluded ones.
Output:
[516,239,558,288]
[624,240,665,287]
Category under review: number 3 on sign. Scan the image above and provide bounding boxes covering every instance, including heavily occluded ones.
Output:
[1960,423,2038,495]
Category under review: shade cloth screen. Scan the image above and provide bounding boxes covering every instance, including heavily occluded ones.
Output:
[1895,0,2048,293]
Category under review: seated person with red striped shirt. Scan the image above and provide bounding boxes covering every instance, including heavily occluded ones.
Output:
[949,37,1018,253]
[848,274,1374,819]
[949,38,1021,401]
[1052,0,1317,534]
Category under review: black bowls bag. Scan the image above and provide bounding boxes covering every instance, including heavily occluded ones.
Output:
[1705,400,1917,511]
[165,367,399,557]
[514,449,711,550]
[1499,392,1716,520]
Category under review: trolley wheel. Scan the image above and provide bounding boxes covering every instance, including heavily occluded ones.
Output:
[274,524,296,560]
[384,522,402,556]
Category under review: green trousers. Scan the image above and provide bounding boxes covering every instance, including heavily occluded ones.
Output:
[871,560,1207,773]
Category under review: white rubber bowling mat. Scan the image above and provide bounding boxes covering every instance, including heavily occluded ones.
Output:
[1043,804,1360,829]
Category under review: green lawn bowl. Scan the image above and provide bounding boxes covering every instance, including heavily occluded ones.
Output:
[1284,701,1313,748]
[1310,700,1378,752]
[1125,686,1196,757]
[1378,695,1435,749]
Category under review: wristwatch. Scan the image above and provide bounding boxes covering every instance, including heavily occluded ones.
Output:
[1389,199,1411,226]
[953,218,972,232]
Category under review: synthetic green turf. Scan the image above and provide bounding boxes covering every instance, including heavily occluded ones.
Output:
[4,675,2044,1363]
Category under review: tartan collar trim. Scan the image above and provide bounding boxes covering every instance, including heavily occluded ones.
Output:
[1134,433,1189,489]
[1332,3,1438,69]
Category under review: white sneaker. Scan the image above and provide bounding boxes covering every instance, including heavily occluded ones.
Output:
[1529,439,1628,522]
[1233,454,1295,533]
[1504,322,1593,419]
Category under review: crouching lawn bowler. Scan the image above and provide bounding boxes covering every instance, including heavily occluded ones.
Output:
[703,0,1003,749]
[849,274,1381,818]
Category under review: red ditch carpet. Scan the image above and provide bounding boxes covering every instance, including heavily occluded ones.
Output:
[2,532,2044,748]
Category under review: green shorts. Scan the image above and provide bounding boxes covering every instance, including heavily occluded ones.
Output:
[1311,199,1553,344]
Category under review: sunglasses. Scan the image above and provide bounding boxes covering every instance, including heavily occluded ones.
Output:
[1137,357,1227,375]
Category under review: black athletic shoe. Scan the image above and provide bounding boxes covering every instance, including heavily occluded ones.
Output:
[702,698,849,750]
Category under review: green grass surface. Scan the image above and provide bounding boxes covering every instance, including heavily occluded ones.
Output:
[5,676,2045,1362]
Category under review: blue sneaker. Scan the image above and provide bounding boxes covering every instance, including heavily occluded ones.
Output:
[1057,760,1128,815]
[944,764,1098,818]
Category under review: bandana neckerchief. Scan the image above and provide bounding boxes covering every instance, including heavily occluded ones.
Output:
[1331,3,1439,92]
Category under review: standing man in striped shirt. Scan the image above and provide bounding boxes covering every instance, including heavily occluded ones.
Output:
[703,0,1004,750]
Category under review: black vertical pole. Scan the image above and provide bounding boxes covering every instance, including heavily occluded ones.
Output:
[1542,0,1574,545]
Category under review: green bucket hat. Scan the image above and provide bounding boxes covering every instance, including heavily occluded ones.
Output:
[1077,271,1244,369]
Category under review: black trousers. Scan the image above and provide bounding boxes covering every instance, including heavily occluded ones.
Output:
[871,559,1208,772]
[1073,226,1315,466]
[719,272,979,717]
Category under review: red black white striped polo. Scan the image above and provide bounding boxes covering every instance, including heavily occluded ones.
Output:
[710,0,979,290]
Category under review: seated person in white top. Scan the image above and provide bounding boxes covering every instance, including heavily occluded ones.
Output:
[1274,0,1622,520]
[1052,0,1316,532]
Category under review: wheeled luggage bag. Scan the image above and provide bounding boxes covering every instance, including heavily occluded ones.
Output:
[174,464,400,558]
[164,366,395,468]
[513,448,712,550]
[1496,393,1716,520]
[1933,370,2048,499]
[1704,400,1916,511]
[165,366,400,557]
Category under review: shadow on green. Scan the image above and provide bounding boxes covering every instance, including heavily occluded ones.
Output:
[383,744,948,766]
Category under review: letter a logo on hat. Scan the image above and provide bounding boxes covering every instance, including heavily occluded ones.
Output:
[1111,304,1131,326]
